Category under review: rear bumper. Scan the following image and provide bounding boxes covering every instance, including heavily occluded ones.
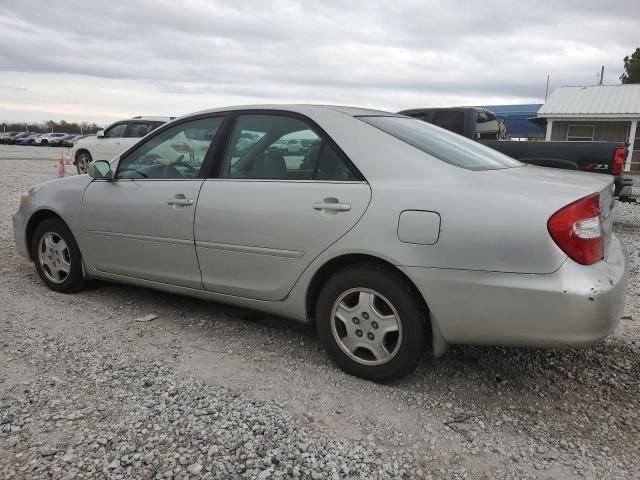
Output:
[614,175,634,200]
[402,234,628,348]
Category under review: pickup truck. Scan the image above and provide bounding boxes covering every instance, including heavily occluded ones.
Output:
[398,107,634,200]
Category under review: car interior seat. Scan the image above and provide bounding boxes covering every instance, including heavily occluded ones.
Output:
[316,146,351,180]
[137,125,149,137]
[251,151,287,179]
[301,143,321,170]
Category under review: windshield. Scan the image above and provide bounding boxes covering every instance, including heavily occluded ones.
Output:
[359,116,522,171]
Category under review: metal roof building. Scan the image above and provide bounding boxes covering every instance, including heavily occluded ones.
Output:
[537,84,640,171]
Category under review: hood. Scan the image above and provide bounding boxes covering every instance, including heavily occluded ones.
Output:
[29,173,93,197]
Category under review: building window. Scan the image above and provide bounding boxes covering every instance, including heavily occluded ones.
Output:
[566,125,595,141]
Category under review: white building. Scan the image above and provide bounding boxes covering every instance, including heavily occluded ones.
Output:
[537,84,640,171]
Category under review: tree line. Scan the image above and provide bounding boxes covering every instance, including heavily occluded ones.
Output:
[1,120,104,134]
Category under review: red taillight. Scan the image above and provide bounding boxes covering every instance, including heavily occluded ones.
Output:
[612,147,625,175]
[547,193,603,265]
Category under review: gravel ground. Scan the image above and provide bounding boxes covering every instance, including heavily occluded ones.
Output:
[1,153,639,479]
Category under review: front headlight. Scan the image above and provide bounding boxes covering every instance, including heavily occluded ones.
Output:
[19,191,30,205]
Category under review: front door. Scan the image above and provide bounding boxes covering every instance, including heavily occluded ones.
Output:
[95,122,127,160]
[195,113,371,301]
[81,115,226,288]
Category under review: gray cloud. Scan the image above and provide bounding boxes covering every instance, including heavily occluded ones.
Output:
[0,0,638,122]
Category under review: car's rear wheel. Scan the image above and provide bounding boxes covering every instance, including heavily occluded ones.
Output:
[41,139,48,146]
[76,151,92,174]
[31,218,85,293]
[316,264,427,382]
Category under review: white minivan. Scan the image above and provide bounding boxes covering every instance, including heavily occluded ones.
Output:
[71,116,173,174]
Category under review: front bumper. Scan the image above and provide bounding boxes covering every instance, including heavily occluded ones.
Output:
[402,234,628,348]
[13,208,30,260]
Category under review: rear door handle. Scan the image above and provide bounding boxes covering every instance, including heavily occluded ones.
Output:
[167,196,194,206]
[313,200,351,212]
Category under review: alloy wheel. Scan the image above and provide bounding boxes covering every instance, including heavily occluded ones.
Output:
[330,288,402,366]
[77,154,90,174]
[37,232,71,284]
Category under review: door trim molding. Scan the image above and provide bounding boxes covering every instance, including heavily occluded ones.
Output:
[85,230,193,247]
[195,240,304,259]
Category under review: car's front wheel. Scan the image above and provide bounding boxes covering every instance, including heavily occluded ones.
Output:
[76,151,92,174]
[31,218,85,293]
[316,264,427,382]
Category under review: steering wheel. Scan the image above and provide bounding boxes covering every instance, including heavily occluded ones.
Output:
[170,161,198,175]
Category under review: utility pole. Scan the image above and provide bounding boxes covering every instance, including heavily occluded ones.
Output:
[545,74,550,101]
[599,65,604,85]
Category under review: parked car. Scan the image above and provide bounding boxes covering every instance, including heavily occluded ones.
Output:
[283,138,304,155]
[399,107,634,200]
[34,132,69,146]
[48,134,76,147]
[60,133,96,148]
[15,133,43,146]
[61,134,89,148]
[0,131,18,144]
[70,116,172,174]
[5,132,30,145]
[13,105,628,382]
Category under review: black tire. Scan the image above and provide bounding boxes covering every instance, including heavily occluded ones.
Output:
[316,264,427,382]
[41,139,48,146]
[31,218,85,293]
[76,151,92,174]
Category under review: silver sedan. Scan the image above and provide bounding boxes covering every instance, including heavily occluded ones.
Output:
[13,105,628,382]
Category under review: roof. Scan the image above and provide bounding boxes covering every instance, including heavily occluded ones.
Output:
[129,116,174,121]
[481,104,542,115]
[538,84,640,117]
[398,106,485,115]
[480,104,544,137]
[186,104,398,119]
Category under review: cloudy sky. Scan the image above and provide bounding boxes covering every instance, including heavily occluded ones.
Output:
[1,0,638,125]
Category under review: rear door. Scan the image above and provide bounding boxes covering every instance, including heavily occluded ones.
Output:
[121,121,161,152]
[194,112,371,301]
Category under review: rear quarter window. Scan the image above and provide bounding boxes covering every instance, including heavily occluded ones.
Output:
[359,116,522,171]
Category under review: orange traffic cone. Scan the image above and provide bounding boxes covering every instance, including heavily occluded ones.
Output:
[58,153,66,178]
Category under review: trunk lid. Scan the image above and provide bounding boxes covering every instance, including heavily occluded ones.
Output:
[480,164,615,258]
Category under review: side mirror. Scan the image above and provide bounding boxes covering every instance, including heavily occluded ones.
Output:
[87,160,113,179]
[96,130,104,138]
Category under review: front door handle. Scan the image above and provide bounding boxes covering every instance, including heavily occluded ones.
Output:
[167,195,194,207]
[313,199,351,212]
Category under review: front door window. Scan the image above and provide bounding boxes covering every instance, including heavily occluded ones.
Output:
[116,117,225,179]
[104,123,127,138]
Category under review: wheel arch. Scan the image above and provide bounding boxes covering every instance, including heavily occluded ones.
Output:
[305,253,443,354]
[74,148,92,164]
[25,210,67,260]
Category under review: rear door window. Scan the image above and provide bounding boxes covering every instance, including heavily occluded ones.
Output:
[219,114,358,181]
[125,122,159,138]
